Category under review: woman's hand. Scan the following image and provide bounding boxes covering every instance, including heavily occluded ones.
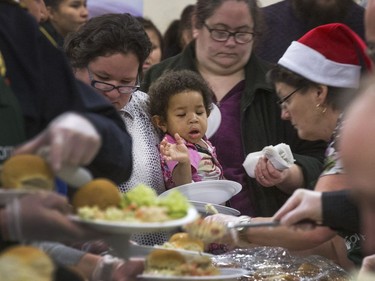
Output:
[255,157,289,187]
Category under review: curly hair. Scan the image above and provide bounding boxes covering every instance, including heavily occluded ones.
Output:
[148,70,214,120]
[64,13,151,75]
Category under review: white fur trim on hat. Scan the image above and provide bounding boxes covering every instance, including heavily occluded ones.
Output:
[278,41,361,88]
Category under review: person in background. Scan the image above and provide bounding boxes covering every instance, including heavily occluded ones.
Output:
[64,13,167,246]
[203,23,372,268]
[142,0,326,218]
[136,17,164,74]
[148,69,224,188]
[255,0,365,63]
[0,1,140,280]
[18,0,48,22]
[41,0,88,47]
[163,4,195,59]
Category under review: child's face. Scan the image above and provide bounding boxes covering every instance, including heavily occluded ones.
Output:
[164,91,208,144]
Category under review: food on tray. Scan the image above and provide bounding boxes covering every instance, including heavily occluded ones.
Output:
[144,249,219,277]
[183,217,227,243]
[1,154,54,190]
[76,183,191,222]
[0,245,55,281]
[72,178,121,211]
[162,232,205,252]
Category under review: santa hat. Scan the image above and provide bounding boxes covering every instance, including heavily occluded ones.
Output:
[278,23,372,89]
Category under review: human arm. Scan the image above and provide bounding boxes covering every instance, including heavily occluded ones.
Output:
[0,10,132,184]
[33,242,144,281]
[0,192,101,242]
[161,133,192,186]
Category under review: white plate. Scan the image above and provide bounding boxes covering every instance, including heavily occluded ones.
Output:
[138,268,249,281]
[206,103,221,139]
[159,180,242,205]
[189,201,240,216]
[129,243,213,257]
[69,207,198,234]
[0,189,33,206]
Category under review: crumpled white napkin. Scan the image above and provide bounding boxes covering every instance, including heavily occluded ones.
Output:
[242,143,295,178]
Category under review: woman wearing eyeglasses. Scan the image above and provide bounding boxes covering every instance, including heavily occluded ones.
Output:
[203,23,372,269]
[142,0,326,218]
[64,13,167,246]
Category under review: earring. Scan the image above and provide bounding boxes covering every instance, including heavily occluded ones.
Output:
[316,103,327,114]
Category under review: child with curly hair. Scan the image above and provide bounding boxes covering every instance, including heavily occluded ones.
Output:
[148,70,224,189]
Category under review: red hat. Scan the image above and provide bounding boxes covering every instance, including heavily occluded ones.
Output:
[278,23,372,88]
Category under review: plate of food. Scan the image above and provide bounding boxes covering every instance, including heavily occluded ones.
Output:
[69,207,198,234]
[138,248,248,281]
[159,180,242,205]
[138,268,249,281]
[130,232,212,257]
[129,243,213,258]
[206,103,221,139]
[70,182,199,234]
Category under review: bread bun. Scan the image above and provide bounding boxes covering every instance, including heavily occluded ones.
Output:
[145,249,185,273]
[0,245,54,281]
[72,178,121,211]
[1,154,54,190]
[168,232,205,252]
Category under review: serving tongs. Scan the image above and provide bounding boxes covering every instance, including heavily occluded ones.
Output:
[183,217,282,244]
[227,220,281,230]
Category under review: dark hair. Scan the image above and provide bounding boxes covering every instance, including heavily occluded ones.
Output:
[195,0,263,42]
[267,65,356,111]
[148,70,213,120]
[136,17,164,55]
[44,0,65,10]
[162,20,181,59]
[64,13,151,75]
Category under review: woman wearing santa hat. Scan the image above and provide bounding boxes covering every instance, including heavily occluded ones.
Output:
[204,23,372,270]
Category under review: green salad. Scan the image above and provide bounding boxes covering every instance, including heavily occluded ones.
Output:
[78,184,191,222]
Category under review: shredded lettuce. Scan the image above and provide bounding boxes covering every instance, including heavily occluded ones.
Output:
[121,184,158,207]
[159,190,190,219]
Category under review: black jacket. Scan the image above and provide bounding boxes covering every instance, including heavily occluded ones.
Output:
[0,2,132,184]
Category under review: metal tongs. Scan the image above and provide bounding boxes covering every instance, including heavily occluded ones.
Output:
[227,220,281,229]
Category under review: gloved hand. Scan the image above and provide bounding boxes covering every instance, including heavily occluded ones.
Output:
[0,192,101,242]
[91,255,144,281]
[204,214,252,250]
[13,112,101,172]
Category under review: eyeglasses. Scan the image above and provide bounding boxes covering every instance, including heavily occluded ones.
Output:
[367,42,375,64]
[276,87,303,109]
[87,67,139,95]
[203,23,255,44]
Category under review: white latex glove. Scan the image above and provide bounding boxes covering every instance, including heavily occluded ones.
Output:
[203,214,251,248]
[0,192,101,242]
[13,112,102,172]
[91,255,144,281]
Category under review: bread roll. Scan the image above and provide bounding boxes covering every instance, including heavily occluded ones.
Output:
[0,245,54,281]
[72,178,121,211]
[146,249,186,272]
[168,232,205,252]
[1,154,54,190]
